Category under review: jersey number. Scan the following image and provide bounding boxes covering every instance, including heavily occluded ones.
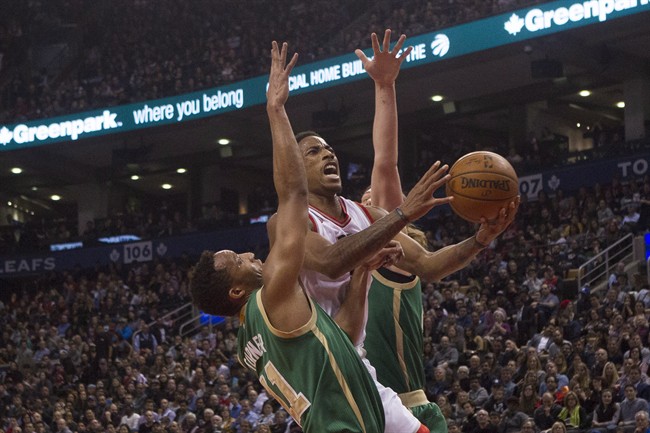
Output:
[259,361,312,422]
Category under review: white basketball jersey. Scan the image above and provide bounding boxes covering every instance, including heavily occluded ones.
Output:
[300,196,374,316]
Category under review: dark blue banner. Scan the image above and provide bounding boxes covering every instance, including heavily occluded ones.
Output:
[0,224,267,277]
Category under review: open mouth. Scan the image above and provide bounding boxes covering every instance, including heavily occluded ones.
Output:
[323,162,339,179]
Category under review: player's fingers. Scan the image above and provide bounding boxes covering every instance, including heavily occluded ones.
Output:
[416,163,449,194]
[422,168,450,192]
[271,41,279,60]
[280,42,288,64]
[397,45,413,63]
[432,196,453,207]
[354,49,369,63]
[392,34,407,54]
[417,161,442,184]
[371,32,380,53]
[382,29,391,52]
[285,52,299,74]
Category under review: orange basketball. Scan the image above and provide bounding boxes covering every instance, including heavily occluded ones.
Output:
[445,151,519,224]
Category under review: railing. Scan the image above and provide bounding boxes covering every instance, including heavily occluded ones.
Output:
[578,233,634,293]
[132,301,198,344]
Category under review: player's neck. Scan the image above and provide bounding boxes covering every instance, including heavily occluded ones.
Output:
[308,193,343,219]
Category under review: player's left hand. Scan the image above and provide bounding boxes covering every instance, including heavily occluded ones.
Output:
[364,239,404,270]
[267,41,298,108]
[355,29,412,87]
[475,196,520,246]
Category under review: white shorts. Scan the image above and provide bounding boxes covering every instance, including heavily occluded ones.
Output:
[359,347,421,433]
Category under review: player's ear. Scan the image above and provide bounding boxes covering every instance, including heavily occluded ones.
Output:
[229,286,246,300]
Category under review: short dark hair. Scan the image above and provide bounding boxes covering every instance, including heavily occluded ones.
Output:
[295,130,322,143]
[190,250,240,317]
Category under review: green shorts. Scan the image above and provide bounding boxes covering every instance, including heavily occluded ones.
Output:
[411,401,447,433]
[399,390,448,433]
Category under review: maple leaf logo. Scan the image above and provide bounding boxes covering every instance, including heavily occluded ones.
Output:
[0,127,13,146]
[504,13,525,35]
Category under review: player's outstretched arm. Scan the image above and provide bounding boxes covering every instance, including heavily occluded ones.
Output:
[355,29,412,211]
[261,42,310,328]
[395,198,519,281]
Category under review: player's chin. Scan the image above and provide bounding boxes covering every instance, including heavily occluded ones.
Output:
[322,181,342,194]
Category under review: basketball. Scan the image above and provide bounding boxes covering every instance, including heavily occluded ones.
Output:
[445,151,519,223]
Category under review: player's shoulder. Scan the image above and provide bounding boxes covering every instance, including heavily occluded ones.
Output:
[355,202,388,220]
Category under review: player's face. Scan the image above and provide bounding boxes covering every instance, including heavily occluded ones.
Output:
[214,250,263,294]
[361,187,372,205]
[299,136,342,195]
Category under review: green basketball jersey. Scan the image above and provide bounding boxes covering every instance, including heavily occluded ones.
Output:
[237,290,385,433]
[365,269,425,393]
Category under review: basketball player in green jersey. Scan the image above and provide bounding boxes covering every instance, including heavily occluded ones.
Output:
[190,41,450,433]
[355,30,518,431]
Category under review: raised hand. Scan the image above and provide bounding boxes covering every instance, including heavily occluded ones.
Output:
[355,29,412,87]
[400,161,452,222]
[267,41,299,108]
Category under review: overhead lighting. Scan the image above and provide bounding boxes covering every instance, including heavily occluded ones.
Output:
[50,195,61,201]
[576,123,581,128]
[578,90,591,97]
[31,186,38,191]
[616,101,625,108]
[131,175,140,180]
[7,201,12,206]
[431,95,444,102]
[176,168,187,174]
[161,183,172,190]
[218,138,230,145]
[10,167,22,174]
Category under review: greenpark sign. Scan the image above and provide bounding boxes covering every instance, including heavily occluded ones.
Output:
[0,0,647,150]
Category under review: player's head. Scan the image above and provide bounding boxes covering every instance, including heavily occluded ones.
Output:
[361,186,372,206]
[360,186,407,207]
[295,130,342,195]
[191,250,263,316]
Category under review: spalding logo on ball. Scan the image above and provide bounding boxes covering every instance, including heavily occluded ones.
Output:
[445,151,519,223]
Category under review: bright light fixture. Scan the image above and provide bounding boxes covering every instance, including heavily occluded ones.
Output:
[616,101,625,108]
[218,138,230,145]
[7,201,12,206]
[51,195,61,201]
[10,167,22,174]
[162,183,172,190]
[578,90,591,97]
[431,95,444,102]
[176,168,187,174]
[576,123,581,128]
[131,175,140,180]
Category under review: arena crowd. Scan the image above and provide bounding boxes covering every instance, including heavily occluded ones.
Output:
[3,0,650,432]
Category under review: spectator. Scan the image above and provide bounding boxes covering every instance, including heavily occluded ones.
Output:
[519,384,539,417]
[469,375,490,408]
[498,396,529,433]
[617,384,649,432]
[634,411,650,433]
[591,388,620,433]
[470,409,498,433]
[534,392,562,431]
[556,391,589,431]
